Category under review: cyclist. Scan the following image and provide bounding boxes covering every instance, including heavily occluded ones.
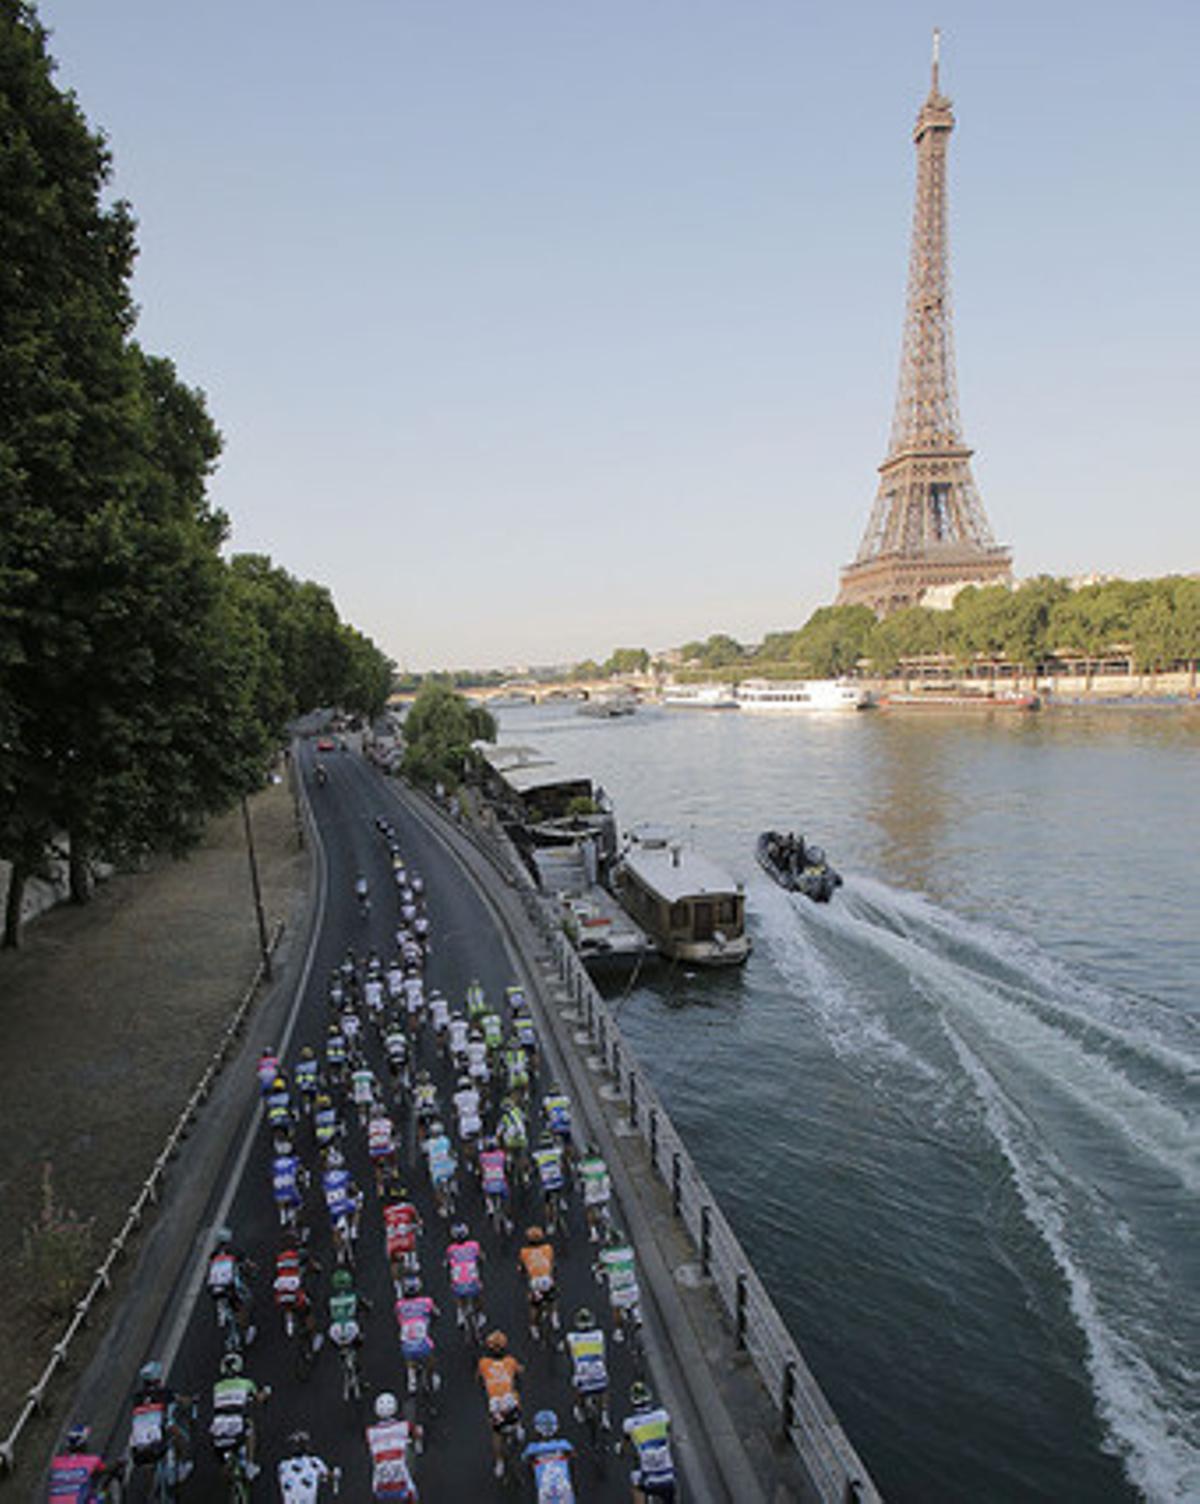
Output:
[422,1119,458,1219]
[324,1026,348,1088]
[394,1275,440,1394]
[293,1046,321,1114]
[412,1071,439,1143]
[313,1091,342,1154]
[273,1239,322,1354]
[365,1392,420,1501]
[542,1087,575,1172]
[277,1430,336,1502]
[329,1266,369,1370]
[265,1074,294,1147]
[340,1004,364,1063]
[451,1074,483,1165]
[48,1423,123,1501]
[386,956,405,1003]
[532,1133,567,1234]
[209,1352,269,1481]
[402,974,425,1032]
[271,1140,307,1229]
[502,1033,530,1107]
[445,1222,486,1338]
[383,1188,422,1286]
[476,1330,524,1480]
[498,1097,530,1185]
[480,1006,504,1064]
[522,1409,576,1502]
[622,1383,677,1502]
[322,1147,363,1259]
[465,979,487,1024]
[256,1047,281,1093]
[566,1307,611,1431]
[478,1136,512,1234]
[351,1062,379,1127]
[127,1362,194,1485]
[428,989,450,1041]
[354,873,370,910]
[383,1019,409,1093]
[465,1029,489,1091]
[367,1102,399,1195]
[578,1144,612,1243]
[594,1226,642,1344]
[509,996,539,1070]
[363,971,385,1022]
[517,1225,560,1343]
[206,1227,255,1346]
[447,1012,469,1072]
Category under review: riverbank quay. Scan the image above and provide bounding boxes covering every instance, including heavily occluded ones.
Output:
[0,774,311,1491]
[408,779,882,1504]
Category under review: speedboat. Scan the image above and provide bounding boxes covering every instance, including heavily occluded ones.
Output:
[756,831,842,903]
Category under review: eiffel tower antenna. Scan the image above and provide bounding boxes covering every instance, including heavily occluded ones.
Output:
[837,33,1011,615]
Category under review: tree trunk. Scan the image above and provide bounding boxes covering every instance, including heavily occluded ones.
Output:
[68,837,92,905]
[3,859,27,949]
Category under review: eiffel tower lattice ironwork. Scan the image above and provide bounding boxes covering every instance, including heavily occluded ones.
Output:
[837,32,1011,615]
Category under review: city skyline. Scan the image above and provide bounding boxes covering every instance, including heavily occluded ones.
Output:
[37,0,1200,669]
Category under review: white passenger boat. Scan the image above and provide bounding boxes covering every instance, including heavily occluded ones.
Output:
[660,683,740,710]
[735,678,871,712]
[612,824,751,967]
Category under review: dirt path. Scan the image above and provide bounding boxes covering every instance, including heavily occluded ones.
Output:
[0,769,310,1458]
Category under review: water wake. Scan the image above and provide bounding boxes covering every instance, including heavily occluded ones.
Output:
[759,873,1200,1502]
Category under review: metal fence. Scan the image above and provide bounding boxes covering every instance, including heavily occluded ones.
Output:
[438,793,881,1504]
[0,920,284,1477]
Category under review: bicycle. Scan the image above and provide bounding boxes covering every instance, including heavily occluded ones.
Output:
[331,1327,363,1402]
[574,1387,611,1473]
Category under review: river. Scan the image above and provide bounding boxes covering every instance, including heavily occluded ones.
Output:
[494,701,1199,1504]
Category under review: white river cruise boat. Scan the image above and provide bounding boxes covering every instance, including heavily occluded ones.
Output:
[660,683,739,710]
[613,824,751,967]
[735,678,871,712]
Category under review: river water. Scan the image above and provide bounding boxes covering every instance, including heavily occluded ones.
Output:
[495,701,1199,1504]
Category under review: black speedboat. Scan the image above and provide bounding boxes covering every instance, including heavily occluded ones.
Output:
[756,830,843,903]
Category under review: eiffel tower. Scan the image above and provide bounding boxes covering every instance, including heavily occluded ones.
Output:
[838,32,1011,615]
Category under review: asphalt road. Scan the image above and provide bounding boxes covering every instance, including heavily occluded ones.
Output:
[137,742,652,1501]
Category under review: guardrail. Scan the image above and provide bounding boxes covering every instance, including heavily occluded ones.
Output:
[430,789,881,1504]
[0,920,284,1478]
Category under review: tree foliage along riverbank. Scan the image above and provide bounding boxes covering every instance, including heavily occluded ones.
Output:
[400,683,497,793]
[0,3,394,945]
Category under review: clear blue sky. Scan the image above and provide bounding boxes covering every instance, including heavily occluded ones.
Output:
[38,0,1200,670]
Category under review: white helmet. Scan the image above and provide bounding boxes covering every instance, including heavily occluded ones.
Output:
[375,1391,398,1421]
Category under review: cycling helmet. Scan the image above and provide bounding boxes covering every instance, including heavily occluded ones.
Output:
[429,1120,445,1137]
[456,1076,471,1090]
[481,1136,498,1152]
[485,1330,508,1353]
[138,1360,164,1389]
[450,1222,469,1241]
[214,1226,233,1249]
[416,1069,430,1084]
[300,1045,314,1059]
[533,1409,559,1439]
[607,1225,625,1247]
[525,1225,546,1244]
[403,1276,422,1296]
[325,1146,345,1168]
[375,1392,399,1421]
[65,1423,90,1451]
[331,1268,353,1292]
[220,1352,243,1377]
[574,1307,595,1330]
[630,1381,653,1411]
[315,1093,331,1109]
[539,1131,555,1148]
[271,1076,286,1092]
[287,1430,311,1456]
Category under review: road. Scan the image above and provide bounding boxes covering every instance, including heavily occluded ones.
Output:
[144,741,654,1500]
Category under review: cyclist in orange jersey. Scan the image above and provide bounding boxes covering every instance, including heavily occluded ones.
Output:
[517,1226,560,1344]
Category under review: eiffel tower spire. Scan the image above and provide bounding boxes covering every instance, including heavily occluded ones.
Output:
[837,33,1011,615]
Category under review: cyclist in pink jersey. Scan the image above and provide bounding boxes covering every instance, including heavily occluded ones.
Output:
[445,1223,486,1338]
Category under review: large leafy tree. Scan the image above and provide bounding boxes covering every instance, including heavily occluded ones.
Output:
[401,683,496,792]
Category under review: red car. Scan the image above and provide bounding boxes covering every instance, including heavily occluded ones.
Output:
[316,737,335,752]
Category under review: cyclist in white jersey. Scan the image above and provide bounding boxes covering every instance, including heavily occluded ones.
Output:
[277,1430,335,1501]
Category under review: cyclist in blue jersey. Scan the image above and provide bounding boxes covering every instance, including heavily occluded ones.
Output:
[522,1410,575,1502]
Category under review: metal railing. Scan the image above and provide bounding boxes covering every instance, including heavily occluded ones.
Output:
[426,790,881,1504]
[0,920,284,1477]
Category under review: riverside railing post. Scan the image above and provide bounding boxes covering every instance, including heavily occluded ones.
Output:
[700,1204,712,1276]
[671,1151,682,1216]
[628,1069,638,1128]
[240,793,272,982]
[781,1359,797,1438]
[649,1108,659,1171]
[735,1273,748,1349]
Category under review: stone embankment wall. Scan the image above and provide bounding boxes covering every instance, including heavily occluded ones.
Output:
[866,667,1197,701]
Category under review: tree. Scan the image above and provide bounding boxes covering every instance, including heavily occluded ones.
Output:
[603,647,649,676]
[401,683,496,792]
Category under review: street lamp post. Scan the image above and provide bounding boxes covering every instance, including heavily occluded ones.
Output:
[240,793,272,981]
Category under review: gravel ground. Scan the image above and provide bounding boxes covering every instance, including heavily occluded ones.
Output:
[0,770,309,1458]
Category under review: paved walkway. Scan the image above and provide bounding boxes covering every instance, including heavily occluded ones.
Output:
[0,772,309,1481]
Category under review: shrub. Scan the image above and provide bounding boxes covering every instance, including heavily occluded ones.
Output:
[21,1162,95,1321]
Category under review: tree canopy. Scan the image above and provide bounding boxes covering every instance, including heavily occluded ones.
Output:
[400,683,496,792]
[0,3,394,942]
